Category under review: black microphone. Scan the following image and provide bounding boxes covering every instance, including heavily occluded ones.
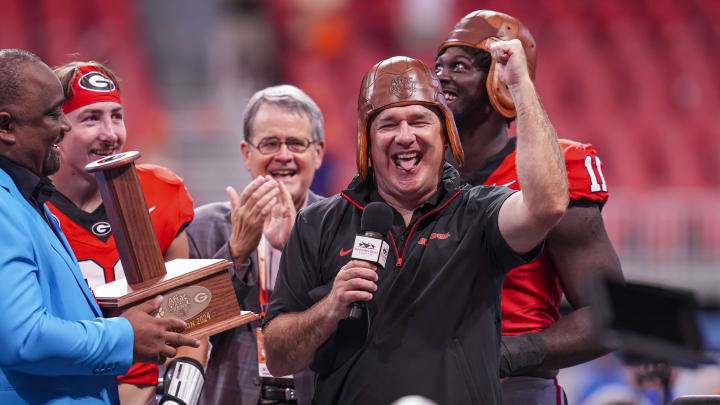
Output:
[348,202,393,320]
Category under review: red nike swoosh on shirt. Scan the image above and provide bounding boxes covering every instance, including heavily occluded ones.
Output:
[339,248,353,256]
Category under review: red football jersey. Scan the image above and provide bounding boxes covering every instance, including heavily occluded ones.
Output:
[47,164,194,385]
[482,139,609,335]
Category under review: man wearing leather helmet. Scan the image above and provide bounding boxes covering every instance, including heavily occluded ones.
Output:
[262,49,568,404]
[435,10,623,404]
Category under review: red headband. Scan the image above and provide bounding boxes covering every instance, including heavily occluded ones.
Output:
[62,66,122,113]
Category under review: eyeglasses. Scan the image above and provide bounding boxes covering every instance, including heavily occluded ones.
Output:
[249,137,316,154]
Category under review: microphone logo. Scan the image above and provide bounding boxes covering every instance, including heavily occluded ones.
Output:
[351,235,389,268]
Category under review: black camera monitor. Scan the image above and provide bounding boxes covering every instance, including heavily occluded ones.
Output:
[592,278,706,366]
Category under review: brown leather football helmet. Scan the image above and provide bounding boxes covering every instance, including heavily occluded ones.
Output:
[437,10,537,119]
[356,56,464,180]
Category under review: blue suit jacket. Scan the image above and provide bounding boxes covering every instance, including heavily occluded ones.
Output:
[0,168,134,404]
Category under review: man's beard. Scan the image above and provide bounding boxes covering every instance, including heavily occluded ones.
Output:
[42,147,61,176]
[452,98,493,134]
[451,106,470,130]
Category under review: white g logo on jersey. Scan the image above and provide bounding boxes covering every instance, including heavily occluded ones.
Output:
[91,221,111,236]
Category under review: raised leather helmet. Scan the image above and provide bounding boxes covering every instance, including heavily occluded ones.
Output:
[356,56,464,180]
[437,10,537,119]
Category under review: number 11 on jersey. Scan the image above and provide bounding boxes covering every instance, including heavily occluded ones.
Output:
[584,155,607,193]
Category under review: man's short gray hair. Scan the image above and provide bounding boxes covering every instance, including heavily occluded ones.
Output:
[0,49,41,111]
[242,85,324,145]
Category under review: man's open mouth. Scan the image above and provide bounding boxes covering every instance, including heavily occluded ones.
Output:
[90,148,117,158]
[270,169,296,179]
[443,91,457,103]
[51,133,63,153]
[393,152,422,171]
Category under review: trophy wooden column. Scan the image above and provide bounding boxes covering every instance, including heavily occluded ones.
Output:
[86,151,259,338]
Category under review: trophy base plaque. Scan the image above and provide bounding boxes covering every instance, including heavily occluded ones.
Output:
[93,258,260,338]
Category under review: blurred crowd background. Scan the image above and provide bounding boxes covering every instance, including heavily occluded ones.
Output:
[2,0,718,401]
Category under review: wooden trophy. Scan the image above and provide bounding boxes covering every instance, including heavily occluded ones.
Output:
[85,151,259,338]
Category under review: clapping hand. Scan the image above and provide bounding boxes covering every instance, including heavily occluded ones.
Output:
[264,180,297,250]
[226,176,281,263]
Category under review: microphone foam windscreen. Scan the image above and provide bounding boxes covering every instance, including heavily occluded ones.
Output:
[361,202,394,236]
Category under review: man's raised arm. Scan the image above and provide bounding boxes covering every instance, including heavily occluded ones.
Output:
[493,39,569,253]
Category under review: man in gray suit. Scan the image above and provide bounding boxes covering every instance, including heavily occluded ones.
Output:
[186,85,325,405]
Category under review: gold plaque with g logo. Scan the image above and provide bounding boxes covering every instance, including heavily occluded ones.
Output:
[158,285,212,321]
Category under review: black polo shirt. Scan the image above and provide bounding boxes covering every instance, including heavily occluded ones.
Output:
[265,164,539,405]
[0,155,56,218]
